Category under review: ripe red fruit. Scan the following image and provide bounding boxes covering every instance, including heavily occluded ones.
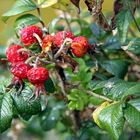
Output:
[27,67,49,98]
[10,62,31,79]
[54,31,75,47]
[6,44,29,63]
[71,36,89,57]
[42,34,54,52]
[21,25,43,46]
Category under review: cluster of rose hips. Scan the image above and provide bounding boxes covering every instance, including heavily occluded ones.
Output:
[6,25,90,98]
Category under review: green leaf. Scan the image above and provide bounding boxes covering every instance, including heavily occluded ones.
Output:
[100,59,128,78]
[0,77,13,94]
[11,84,41,118]
[91,78,140,100]
[14,14,40,35]
[68,89,89,110]
[93,101,110,128]
[104,36,121,52]
[127,38,140,55]
[124,99,140,131]
[39,96,66,131]
[98,103,125,140]
[2,0,37,22]
[67,58,92,86]
[90,23,106,40]
[103,81,135,100]
[89,96,104,106]
[37,0,58,8]
[116,9,132,43]
[39,107,60,131]
[0,46,6,58]
[122,83,140,99]
[52,0,74,12]
[0,90,14,133]
[44,77,55,93]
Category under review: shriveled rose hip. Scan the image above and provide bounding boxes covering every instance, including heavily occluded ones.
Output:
[71,36,89,57]
[21,25,43,46]
[6,44,29,63]
[42,34,54,52]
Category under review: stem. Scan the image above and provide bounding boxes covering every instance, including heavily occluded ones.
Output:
[88,53,98,71]
[37,8,46,29]
[17,48,32,55]
[34,56,39,67]
[79,88,113,102]
[122,46,140,64]
[55,69,67,97]
[69,111,80,132]
[129,4,140,32]
[63,11,72,32]
[38,58,54,65]
[25,56,36,64]
[129,28,137,37]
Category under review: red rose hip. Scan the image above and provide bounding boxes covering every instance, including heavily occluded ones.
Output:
[6,44,29,63]
[10,62,31,79]
[71,36,89,57]
[54,31,75,47]
[27,67,49,98]
[21,25,43,46]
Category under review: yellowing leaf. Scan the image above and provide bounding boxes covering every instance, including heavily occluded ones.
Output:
[93,101,110,127]
[52,0,74,12]
[37,0,58,8]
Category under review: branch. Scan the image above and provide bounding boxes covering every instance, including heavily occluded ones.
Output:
[37,8,46,29]
[63,11,72,32]
[122,46,140,64]
[79,88,113,102]
[129,4,140,32]
[55,69,67,97]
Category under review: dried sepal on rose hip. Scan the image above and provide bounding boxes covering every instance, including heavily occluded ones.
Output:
[21,25,43,46]
[6,44,29,63]
[27,67,49,98]
[71,36,89,57]
[42,34,55,52]
[10,62,31,92]
[54,31,75,47]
